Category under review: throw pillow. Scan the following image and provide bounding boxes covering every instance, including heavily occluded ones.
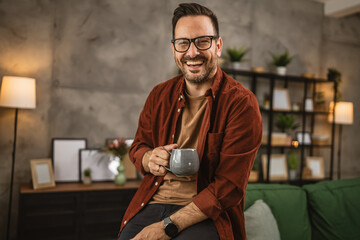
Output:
[244,199,281,240]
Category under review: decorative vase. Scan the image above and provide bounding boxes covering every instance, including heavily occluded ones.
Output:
[276,66,287,75]
[114,160,126,185]
[289,169,297,180]
[83,176,92,185]
[232,62,242,70]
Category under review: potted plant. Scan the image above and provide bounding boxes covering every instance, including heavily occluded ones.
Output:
[270,51,292,75]
[275,113,300,145]
[83,168,92,184]
[226,47,249,70]
[288,151,298,180]
[275,113,299,133]
[315,91,326,111]
[327,68,342,102]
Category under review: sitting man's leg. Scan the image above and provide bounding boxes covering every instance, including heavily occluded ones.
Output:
[119,204,168,240]
[119,203,219,240]
[173,219,219,240]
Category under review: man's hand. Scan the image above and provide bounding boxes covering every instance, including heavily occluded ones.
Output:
[130,221,170,240]
[142,144,178,176]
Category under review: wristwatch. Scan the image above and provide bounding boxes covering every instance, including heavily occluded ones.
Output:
[164,216,179,238]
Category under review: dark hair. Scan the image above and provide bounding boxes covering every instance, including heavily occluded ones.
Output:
[172,3,219,39]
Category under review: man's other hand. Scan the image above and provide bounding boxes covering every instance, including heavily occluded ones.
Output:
[130,221,170,240]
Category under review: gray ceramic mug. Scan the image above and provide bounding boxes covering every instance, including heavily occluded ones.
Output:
[164,148,200,177]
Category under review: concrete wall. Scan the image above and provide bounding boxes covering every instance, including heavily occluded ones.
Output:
[0,0,359,238]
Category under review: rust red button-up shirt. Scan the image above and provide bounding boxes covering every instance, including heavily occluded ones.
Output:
[119,67,262,240]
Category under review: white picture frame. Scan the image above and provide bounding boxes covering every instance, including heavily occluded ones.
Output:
[262,154,288,181]
[273,88,291,111]
[52,138,87,182]
[306,156,325,179]
[30,158,56,190]
[79,149,114,181]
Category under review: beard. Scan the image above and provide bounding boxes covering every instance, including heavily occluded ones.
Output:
[175,54,217,84]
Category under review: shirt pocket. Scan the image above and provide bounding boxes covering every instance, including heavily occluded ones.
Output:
[207,132,224,154]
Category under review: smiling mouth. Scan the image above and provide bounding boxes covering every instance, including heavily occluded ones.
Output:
[186,60,204,67]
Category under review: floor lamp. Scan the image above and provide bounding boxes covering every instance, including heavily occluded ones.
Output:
[328,101,354,179]
[0,76,36,240]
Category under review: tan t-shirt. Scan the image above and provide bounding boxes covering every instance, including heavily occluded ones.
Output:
[150,91,208,205]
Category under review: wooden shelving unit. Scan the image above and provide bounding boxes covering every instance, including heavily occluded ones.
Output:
[224,68,337,184]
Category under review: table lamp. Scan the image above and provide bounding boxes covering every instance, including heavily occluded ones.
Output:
[328,101,354,179]
[0,76,36,240]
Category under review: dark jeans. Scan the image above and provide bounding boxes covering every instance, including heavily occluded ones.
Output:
[118,203,219,240]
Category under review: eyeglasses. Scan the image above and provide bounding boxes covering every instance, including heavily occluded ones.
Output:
[171,35,218,53]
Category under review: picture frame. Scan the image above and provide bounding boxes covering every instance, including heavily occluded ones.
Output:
[306,156,325,179]
[52,138,87,182]
[30,159,56,190]
[296,132,312,145]
[262,154,288,181]
[304,98,314,112]
[106,138,137,179]
[79,148,114,181]
[273,88,291,111]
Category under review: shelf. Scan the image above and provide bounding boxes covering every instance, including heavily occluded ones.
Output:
[261,144,332,148]
[223,68,333,83]
[20,180,142,194]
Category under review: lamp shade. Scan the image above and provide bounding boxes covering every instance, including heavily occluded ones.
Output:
[0,76,36,109]
[328,101,354,125]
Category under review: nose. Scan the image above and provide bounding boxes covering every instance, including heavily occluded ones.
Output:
[186,42,200,58]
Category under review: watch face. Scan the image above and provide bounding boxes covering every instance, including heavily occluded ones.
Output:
[165,222,178,237]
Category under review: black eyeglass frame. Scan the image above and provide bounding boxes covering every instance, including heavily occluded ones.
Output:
[171,35,219,53]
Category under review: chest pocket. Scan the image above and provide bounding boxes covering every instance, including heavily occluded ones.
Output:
[201,132,224,183]
[207,132,224,154]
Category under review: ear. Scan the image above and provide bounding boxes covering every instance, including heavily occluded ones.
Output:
[216,37,223,57]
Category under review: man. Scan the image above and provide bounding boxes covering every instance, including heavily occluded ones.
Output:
[118,3,262,240]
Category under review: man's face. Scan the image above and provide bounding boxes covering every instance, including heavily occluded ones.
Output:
[172,16,223,84]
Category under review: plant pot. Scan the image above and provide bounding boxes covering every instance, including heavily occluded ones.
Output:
[289,169,297,180]
[276,66,287,75]
[83,176,92,185]
[232,62,242,70]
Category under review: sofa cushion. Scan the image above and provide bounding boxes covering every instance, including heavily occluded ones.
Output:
[303,178,360,240]
[245,184,311,240]
[245,199,281,240]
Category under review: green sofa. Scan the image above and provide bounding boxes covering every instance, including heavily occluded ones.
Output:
[245,178,360,240]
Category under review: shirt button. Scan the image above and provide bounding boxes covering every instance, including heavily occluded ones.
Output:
[124,220,127,225]
[177,108,180,112]
[155,182,158,186]
[213,95,216,99]
[172,134,174,139]
[141,203,144,207]
[178,97,181,101]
